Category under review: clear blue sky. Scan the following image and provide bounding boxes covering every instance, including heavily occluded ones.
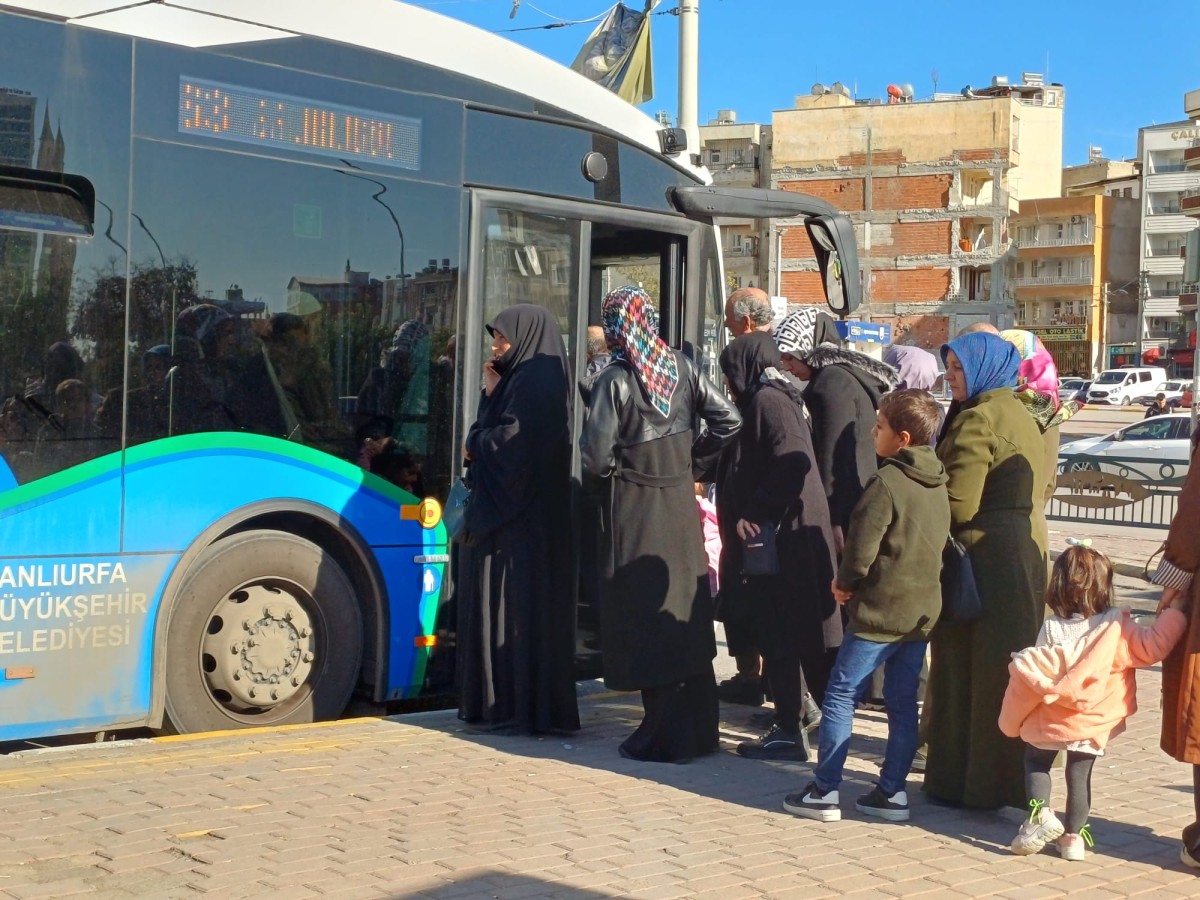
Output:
[407,0,1198,165]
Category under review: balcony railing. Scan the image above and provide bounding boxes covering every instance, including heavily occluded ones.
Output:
[722,246,758,257]
[1013,235,1093,248]
[1148,204,1183,215]
[1008,273,1093,287]
[1150,164,1188,174]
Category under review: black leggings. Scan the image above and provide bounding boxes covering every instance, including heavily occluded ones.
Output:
[1024,746,1096,833]
[763,655,806,733]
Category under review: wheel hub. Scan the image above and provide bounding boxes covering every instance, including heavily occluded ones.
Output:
[201,583,316,710]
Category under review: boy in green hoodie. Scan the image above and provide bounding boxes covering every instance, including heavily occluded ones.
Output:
[783,389,950,823]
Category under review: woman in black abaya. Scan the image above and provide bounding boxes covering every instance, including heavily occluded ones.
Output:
[457,304,580,735]
[717,333,841,761]
[582,286,741,762]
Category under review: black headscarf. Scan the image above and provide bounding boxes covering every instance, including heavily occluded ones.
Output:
[720,332,803,408]
[483,305,572,417]
[465,304,571,537]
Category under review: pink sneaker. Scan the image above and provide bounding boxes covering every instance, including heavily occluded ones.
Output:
[1057,833,1087,861]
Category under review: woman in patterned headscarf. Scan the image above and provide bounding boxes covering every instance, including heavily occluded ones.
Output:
[582,286,742,762]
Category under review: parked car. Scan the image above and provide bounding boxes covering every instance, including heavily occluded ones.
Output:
[1059,414,1192,479]
[1085,367,1167,406]
[1058,378,1089,404]
[1136,380,1186,407]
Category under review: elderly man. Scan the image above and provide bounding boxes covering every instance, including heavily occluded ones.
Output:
[579,325,612,404]
[717,288,778,711]
[724,287,774,338]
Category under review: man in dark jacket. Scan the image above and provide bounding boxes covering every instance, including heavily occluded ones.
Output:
[716,287,778,708]
[783,389,950,823]
[1145,393,1170,419]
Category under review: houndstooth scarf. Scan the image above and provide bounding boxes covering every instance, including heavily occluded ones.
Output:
[601,286,679,417]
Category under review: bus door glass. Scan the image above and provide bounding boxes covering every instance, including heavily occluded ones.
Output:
[472,207,582,394]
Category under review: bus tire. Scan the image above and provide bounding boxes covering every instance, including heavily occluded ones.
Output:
[162,529,363,734]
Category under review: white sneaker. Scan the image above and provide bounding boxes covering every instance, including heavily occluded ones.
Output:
[1011,806,1065,855]
[1057,832,1087,861]
[782,782,841,821]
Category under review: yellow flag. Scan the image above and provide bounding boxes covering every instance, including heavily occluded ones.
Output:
[571,3,654,105]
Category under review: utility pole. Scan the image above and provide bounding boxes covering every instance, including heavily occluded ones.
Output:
[677,0,699,154]
[1136,268,1149,362]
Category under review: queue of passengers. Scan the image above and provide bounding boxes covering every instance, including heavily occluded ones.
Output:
[453,286,1200,869]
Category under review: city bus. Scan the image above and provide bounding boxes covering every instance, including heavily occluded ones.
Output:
[0,0,858,740]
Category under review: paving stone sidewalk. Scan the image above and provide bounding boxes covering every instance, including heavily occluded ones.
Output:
[0,648,1196,899]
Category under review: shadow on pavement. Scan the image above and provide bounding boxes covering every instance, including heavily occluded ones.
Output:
[391,694,1193,872]
[404,871,615,899]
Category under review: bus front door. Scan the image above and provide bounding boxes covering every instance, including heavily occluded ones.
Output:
[462,192,712,679]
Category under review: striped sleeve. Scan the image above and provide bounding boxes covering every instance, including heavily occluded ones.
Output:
[1151,558,1194,592]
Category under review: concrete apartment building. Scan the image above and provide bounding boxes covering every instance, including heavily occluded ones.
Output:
[769,73,1064,349]
[698,112,770,292]
[1136,121,1200,368]
[1062,155,1139,199]
[1008,194,1139,375]
[1177,88,1200,376]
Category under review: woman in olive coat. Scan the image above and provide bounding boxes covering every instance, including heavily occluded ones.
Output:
[923,332,1047,810]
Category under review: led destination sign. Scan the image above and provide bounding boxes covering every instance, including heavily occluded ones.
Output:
[178,77,421,170]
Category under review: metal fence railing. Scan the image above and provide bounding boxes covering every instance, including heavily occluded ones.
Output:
[1048,453,1184,529]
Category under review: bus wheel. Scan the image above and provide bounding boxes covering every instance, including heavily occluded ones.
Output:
[163,530,363,734]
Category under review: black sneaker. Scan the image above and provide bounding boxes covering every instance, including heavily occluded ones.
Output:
[736,725,809,761]
[718,676,764,706]
[782,782,841,821]
[855,784,910,822]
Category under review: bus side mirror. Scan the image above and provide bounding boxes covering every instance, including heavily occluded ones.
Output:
[806,215,860,316]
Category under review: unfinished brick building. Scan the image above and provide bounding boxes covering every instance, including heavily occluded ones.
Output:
[769,75,1065,349]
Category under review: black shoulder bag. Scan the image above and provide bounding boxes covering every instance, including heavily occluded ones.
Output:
[939,536,983,624]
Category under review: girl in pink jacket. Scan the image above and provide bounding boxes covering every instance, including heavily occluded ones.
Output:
[999,543,1188,861]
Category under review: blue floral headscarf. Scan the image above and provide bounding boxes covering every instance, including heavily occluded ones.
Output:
[941,332,1019,400]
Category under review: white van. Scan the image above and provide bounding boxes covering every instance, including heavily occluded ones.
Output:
[1086,367,1168,406]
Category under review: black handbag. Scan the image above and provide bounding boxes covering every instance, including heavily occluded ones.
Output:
[741,524,780,577]
[442,477,471,542]
[939,536,982,624]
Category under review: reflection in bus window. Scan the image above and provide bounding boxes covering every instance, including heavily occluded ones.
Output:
[125,139,461,502]
[480,208,579,372]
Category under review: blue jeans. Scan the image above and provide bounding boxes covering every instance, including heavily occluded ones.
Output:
[812,635,927,797]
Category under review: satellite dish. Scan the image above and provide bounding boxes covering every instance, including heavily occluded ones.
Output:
[811,83,827,96]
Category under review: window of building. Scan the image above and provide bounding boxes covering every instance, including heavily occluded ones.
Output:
[709,150,721,164]
[1045,90,1058,107]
